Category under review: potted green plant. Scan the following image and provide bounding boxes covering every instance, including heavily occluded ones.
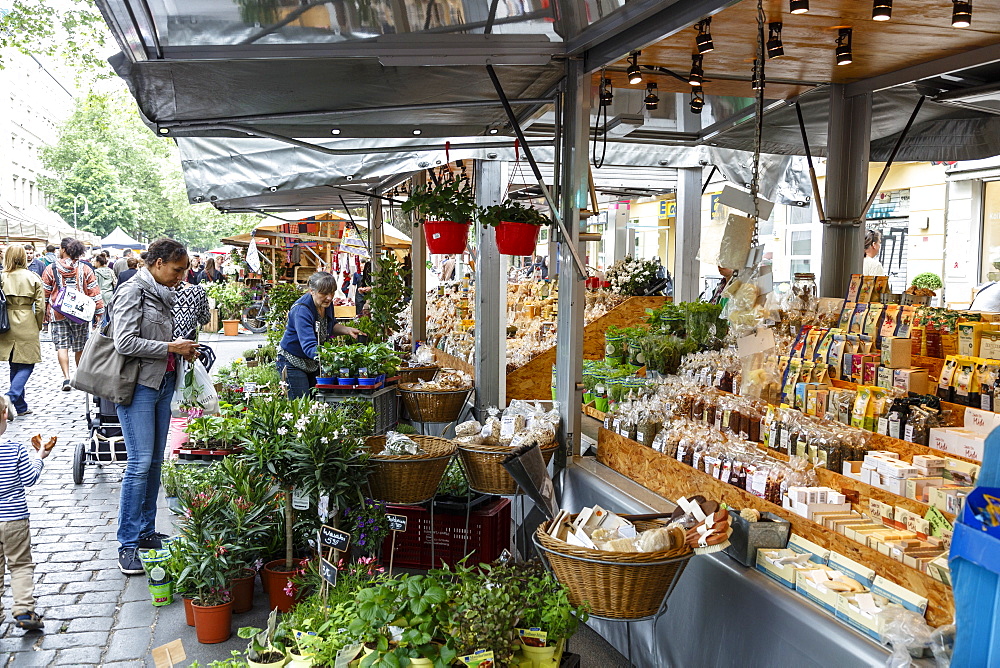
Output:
[209,282,251,336]
[401,176,480,254]
[517,567,589,666]
[480,201,552,256]
[317,341,340,384]
[365,252,411,343]
[239,610,287,668]
[173,533,241,644]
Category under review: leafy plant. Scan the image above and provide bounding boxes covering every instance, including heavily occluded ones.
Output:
[265,283,304,346]
[438,459,470,498]
[366,252,411,343]
[400,175,480,225]
[239,609,285,664]
[480,201,551,228]
[170,531,241,606]
[342,499,391,556]
[518,564,589,644]
[208,281,251,320]
[912,272,943,291]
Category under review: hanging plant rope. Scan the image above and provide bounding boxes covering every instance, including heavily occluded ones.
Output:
[749,0,766,247]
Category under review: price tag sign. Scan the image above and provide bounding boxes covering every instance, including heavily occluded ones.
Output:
[320,558,338,586]
[387,513,408,532]
[319,524,351,551]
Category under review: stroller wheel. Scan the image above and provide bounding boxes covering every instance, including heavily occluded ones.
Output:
[72,442,86,485]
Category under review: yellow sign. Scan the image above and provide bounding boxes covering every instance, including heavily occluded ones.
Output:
[658,199,677,219]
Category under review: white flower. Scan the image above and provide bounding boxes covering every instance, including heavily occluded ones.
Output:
[321,437,330,444]
[282,412,294,420]
[277,427,288,435]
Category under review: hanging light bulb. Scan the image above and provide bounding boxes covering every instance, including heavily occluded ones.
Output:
[644,82,659,110]
[766,22,784,58]
[790,0,809,14]
[690,89,705,114]
[872,0,892,20]
[836,28,853,65]
[952,0,972,27]
[751,59,765,90]
[626,52,642,85]
[689,54,704,86]
[695,19,714,54]
[599,78,614,106]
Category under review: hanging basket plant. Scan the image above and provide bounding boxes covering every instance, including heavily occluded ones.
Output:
[481,200,552,256]
[401,176,480,254]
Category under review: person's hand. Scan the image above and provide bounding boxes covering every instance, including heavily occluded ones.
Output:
[168,338,199,359]
[359,286,372,294]
[340,326,362,340]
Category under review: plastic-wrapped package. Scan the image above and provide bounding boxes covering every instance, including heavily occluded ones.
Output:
[480,406,502,445]
[454,420,482,438]
[498,413,527,446]
[382,431,426,455]
[454,434,485,445]
[880,607,937,665]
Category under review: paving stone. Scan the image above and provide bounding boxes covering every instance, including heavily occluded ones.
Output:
[40,630,109,650]
[33,594,77,608]
[121,577,152,603]
[37,561,81,574]
[93,569,127,581]
[46,550,99,563]
[103,626,151,663]
[78,590,119,605]
[42,572,87,585]
[62,579,120,594]
[31,542,87,553]
[0,634,41,653]
[9,649,57,667]
[66,615,115,634]
[39,603,115,621]
[53,646,104,665]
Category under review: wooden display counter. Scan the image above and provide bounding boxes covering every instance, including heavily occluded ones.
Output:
[506,296,668,401]
[596,428,955,627]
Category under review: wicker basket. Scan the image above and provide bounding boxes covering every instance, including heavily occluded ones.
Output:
[365,435,456,504]
[458,441,559,495]
[533,518,693,620]
[398,366,439,385]
[399,386,472,423]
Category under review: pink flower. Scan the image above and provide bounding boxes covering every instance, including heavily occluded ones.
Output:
[284,580,295,596]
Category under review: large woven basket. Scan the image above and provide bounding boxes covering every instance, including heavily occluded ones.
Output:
[398,366,439,385]
[458,441,559,495]
[533,518,692,620]
[365,435,456,504]
[399,385,472,423]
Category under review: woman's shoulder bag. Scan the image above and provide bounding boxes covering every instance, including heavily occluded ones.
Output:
[70,293,142,405]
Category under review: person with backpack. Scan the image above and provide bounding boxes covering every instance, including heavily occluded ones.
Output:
[40,238,105,391]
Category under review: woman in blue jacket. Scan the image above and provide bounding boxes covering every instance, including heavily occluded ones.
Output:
[278,272,361,398]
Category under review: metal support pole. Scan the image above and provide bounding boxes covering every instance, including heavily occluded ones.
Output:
[612,199,630,263]
[370,191,383,272]
[411,172,428,345]
[674,92,703,302]
[820,85,872,297]
[474,159,506,415]
[555,60,589,461]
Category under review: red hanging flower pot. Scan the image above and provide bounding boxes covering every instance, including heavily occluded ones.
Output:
[494,221,541,256]
[423,221,470,254]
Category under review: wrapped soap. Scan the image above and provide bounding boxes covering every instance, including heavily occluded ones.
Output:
[636,526,684,552]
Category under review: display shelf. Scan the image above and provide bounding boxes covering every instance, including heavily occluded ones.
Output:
[595,428,955,627]
[582,404,605,421]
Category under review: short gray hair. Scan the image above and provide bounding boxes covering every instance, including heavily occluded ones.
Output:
[308,271,338,294]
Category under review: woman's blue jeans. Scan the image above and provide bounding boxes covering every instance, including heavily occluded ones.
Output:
[116,372,174,549]
[276,356,315,399]
[7,362,34,414]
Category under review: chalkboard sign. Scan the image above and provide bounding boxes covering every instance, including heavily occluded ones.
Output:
[387,514,408,532]
[320,558,338,586]
[319,524,351,551]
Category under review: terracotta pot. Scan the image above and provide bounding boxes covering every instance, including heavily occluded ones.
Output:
[182,596,195,627]
[192,600,233,644]
[222,319,240,336]
[262,559,299,613]
[231,568,256,614]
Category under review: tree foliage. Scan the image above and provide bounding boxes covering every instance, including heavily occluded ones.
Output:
[40,92,255,249]
[0,0,111,79]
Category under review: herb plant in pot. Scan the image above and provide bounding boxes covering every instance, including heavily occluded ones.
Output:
[517,568,589,667]
[209,282,251,336]
[317,341,340,385]
[481,200,552,256]
[239,609,287,668]
[173,535,241,644]
[401,176,480,254]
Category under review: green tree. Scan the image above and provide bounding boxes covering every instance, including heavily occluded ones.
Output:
[0,1,111,80]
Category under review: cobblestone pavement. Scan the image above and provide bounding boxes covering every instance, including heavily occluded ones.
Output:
[0,334,269,667]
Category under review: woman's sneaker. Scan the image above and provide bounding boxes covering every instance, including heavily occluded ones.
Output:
[14,612,44,630]
[118,548,144,575]
[61,379,71,392]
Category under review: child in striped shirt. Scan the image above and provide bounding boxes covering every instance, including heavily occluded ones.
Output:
[0,397,49,630]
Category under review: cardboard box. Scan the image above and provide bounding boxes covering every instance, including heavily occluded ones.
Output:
[835,592,893,641]
[980,330,1000,360]
[787,534,830,564]
[930,485,974,513]
[876,365,894,389]
[783,497,853,521]
[905,477,944,503]
[795,567,860,613]
[929,428,960,454]
[964,406,1000,435]
[756,548,808,589]
[893,368,929,394]
[828,551,877,588]
[881,337,912,369]
[871,576,929,615]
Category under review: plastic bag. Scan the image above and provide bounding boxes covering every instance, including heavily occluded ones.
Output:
[383,431,425,455]
[881,607,935,666]
[171,359,219,417]
[454,420,482,438]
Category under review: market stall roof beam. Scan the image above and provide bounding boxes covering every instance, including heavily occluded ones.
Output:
[844,42,1000,98]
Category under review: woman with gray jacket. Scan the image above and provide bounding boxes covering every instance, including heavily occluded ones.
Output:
[111,239,198,575]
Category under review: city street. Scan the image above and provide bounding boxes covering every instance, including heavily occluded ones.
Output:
[0,333,268,667]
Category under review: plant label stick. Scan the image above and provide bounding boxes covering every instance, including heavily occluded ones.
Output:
[319,525,351,551]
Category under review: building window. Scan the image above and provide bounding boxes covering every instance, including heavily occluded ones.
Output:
[790,230,812,256]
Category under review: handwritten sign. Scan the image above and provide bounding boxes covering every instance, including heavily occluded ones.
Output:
[320,558,338,586]
[152,639,186,668]
[387,514,408,532]
[319,525,351,551]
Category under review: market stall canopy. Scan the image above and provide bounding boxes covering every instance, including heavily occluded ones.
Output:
[100,226,147,250]
[0,200,47,243]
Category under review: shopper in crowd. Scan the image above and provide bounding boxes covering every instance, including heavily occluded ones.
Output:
[277,271,361,399]
[111,238,198,575]
[0,246,44,416]
[186,254,202,284]
[113,248,133,277]
[24,246,44,277]
[93,254,117,312]
[353,260,371,316]
[116,257,139,288]
[172,275,210,341]
[0,396,50,630]
[40,245,56,269]
[863,230,886,276]
[441,254,456,281]
[41,238,105,392]
[197,257,224,284]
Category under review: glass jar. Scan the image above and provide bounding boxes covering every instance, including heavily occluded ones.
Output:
[786,272,818,313]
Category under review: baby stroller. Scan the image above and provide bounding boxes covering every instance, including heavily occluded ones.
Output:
[72,345,216,485]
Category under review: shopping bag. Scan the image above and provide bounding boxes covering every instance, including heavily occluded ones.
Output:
[170,359,220,416]
[52,264,96,324]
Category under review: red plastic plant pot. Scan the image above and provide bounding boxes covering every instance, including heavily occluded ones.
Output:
[423,221,470,254]
[494,221,541,256]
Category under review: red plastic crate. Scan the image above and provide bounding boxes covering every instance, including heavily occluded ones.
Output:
[382,497,511,569]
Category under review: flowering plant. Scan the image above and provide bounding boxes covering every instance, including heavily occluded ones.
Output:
[343,499,391,556]
[170,533,242,606]
[604,256,662,296]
